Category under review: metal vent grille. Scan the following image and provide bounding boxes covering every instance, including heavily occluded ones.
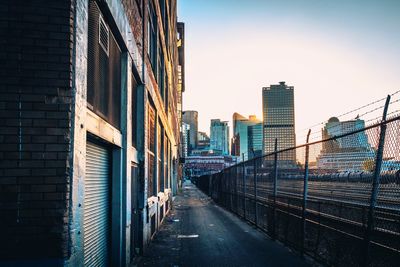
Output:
[87,0,121,129]
[99,16,109,56]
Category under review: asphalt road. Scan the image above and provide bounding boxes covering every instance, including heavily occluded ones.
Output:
[137,181,312,267]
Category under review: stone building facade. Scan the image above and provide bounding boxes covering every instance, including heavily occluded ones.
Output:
[0,0,183,266]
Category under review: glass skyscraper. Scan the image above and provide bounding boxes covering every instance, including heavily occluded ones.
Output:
[262,81,296,162]
[232,113,262,161]
[210,119,230,155]
[248,123,263,159]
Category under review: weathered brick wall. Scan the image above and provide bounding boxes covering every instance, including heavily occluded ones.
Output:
[0,0,73,260]
[122,0,144,54]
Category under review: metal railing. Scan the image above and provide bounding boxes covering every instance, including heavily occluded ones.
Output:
[192,96,400,266]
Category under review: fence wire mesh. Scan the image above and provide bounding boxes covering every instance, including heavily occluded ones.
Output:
[192,112,400,267]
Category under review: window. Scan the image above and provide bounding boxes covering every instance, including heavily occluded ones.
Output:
[157,122,163,192]
[164,133,168,190]
[159,0,169,48]
[164,74,169,113]
[131,69,138,147]
[87,1,121,129]
[147,104,156,197]
[135,0,143,16]
[147,1,157,71]
[157,38,165,98]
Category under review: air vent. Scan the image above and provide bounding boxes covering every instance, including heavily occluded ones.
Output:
[99,15,109,56]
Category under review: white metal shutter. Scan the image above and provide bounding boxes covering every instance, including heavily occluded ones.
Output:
[84,141,111,267]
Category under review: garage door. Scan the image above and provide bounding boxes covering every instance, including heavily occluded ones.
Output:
[84,141,111,266]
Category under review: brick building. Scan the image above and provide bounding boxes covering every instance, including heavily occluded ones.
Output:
[0,0,184,266]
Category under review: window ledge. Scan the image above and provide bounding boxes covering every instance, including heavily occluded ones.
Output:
[86,108,122,147]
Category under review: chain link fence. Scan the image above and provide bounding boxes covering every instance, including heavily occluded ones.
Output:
[192,99,400,266]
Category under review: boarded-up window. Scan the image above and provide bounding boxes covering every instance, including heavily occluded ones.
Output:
[157,122,164,192]
[147,104,156,197]
[148,104,156,152]
[164,133,168,190]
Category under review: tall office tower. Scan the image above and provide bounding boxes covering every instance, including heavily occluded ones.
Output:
[232,113,262,161]
[181,123,190,158]
[182,110,198,153]
[262,81,296,163]
[210,119,230,155]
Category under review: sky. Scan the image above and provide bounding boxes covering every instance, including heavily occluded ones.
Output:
[178,0,400,141]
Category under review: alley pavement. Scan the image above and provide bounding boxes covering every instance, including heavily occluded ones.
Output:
[136,181,312,267]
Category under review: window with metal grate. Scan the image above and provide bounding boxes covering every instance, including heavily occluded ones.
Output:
[87,0,121,129]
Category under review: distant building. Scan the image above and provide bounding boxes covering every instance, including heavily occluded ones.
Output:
[210,119,230,155]
[182,110,198,153]
[316,117,375,171]
[262,81,296,163]
[232,113,262,161]
[185,155,238,177]
[197,131,210,150]
[190,149,223,156]
[181,123,190,157]
[248,123,263,159]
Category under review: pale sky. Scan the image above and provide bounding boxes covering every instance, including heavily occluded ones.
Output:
[178,0,400,142]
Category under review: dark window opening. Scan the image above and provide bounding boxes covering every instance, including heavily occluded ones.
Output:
[164,79,168,113]
[157,38,165,99]
[159,205,164,221]
[131,70,138,147]
[135,0,143,17]
[148,1,157,72]
[150,214,156,236]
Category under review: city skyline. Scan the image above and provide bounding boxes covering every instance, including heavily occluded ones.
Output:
[178,0,400,137]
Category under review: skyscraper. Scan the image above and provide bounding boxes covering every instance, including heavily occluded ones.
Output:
[248,123,263,159]
[181,123,190,158]
[262,81,296,162]
[182,110,198,154]
[210,119,230,155]
[232,113,262,161]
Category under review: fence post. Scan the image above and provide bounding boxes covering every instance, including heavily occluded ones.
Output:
[364,95,391,266]
[243,163,246,220]
[235,167,238,214]
[301,129,311,256]
[272,138,278,240]
[254,158,258,226]
[208,175,211,196]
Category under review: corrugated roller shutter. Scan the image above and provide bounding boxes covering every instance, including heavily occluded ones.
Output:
[84,141,111,267]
